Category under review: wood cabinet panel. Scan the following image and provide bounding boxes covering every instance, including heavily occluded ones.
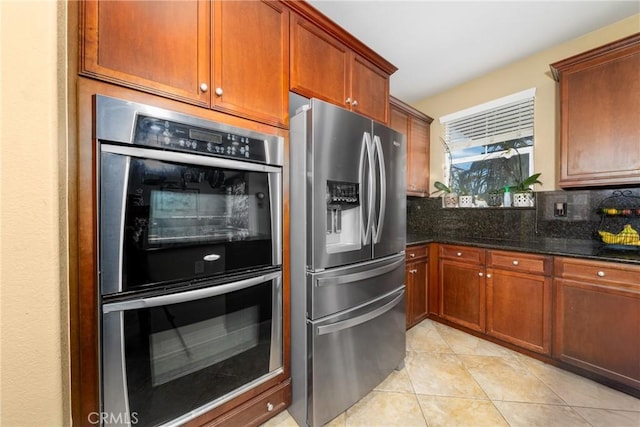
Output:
[80,0,211,106]
[439,244,485,264]
[487,250,552,275]
[487,269,552,354]
[551,34,640,187]
[389,97,432,197]
[554,277,640,390]
[406,244,429,329]
[213,0,289,127]
[439,259,485,332]
[350,55,389,122]
[555,256,640,286]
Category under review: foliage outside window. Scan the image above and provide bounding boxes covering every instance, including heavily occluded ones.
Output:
[440,88,536,200]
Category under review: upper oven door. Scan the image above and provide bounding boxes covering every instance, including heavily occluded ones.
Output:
[99,144,282,296]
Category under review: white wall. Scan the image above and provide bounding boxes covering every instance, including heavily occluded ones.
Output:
[0,1,70,424]
[414,14,640,193]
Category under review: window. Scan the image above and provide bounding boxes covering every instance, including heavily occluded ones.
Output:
[440,88,536,199]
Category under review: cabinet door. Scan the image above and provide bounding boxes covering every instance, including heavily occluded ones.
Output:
[290,14,350,108]
[80,0,211,106]
[350,55,389,123]
[486,269,552,355]
[406,258,428,329]
[407,116,430,196]
[439,260,485,332]
[554,278,640,390]
[214,0,289,127]
[554,35,640,187]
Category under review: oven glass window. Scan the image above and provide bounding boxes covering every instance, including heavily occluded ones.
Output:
[120,278,279,426]
[123,158,275,291]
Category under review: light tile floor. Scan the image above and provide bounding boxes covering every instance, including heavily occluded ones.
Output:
[262,319,640,427]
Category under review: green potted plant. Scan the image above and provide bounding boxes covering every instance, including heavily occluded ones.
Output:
[432,181,458,208]
[509,173,542,207]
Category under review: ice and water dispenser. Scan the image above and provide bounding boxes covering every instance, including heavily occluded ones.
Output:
[326,180,361,253]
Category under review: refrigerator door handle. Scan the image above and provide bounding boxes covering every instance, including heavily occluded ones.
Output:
[316,291,404,335]
[315,256,405,287]
[359,132,373,245]
[372,135,386,243]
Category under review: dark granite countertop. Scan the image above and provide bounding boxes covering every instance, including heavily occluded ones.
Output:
[406,233,640,265]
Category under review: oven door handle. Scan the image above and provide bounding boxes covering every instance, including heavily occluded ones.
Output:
[103,271,281,313]
[101,143,282,173]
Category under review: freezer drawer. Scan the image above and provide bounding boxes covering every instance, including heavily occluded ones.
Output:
[307,254,405,320]
[307,287,406,427]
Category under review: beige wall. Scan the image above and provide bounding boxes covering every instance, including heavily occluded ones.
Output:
[414,14,640,193]
[1,1,70,425]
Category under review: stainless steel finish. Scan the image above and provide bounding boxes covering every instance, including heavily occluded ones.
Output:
[96,95,283,167]
[269,274,283,371]
[307,288,405,427]
[203,254,221,262]
[101,311,131,426]
[269,172,283,266]
[103,271,281,313]
[101,144,282,173]
[215,87,223,96]
[99,152,130,295]
[200,82,208,92]
[289,97,407,427]
[308,254,404,320]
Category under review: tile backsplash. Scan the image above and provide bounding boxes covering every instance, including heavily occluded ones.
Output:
[407,187,640,242]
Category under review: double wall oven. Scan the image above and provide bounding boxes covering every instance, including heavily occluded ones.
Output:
[96,95,283,426]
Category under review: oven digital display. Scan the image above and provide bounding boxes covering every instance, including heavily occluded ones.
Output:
[190,129,222,145]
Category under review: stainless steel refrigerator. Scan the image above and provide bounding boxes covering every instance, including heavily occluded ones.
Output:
[289,98,406,427]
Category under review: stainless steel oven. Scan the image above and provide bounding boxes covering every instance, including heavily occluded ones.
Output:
[95,95,283,426]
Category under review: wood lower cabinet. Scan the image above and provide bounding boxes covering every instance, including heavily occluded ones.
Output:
[289,10,395,123]
[486,250,552,355]
[438,245,486,332]
[406,244,429,329]
[554,257,640,390]
[80,0,289,127]
[551,33,640,187]
[389,97,433,197]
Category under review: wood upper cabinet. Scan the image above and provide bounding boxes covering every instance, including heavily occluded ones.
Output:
[289,11,395,123]
[438,245,486,332]
[390,97,433,197]
[554,257,640,390]
[405,244,429,329]
[551,34,640,188]
[486,250,553,355]
[80,0,289,127]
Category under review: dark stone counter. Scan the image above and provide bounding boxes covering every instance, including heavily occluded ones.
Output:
[407,233,640,265]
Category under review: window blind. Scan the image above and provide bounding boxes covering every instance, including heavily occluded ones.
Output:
[440,88,535,150]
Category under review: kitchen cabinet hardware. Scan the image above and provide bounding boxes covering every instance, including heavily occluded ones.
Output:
[410,253,416,258]
[267,402,274,412]
[486,273,492,278]
[405,244,429,329]
[597,271,606,277]
[345,97,352,104]
[457,252,462,257]
[200,82,208,92]
[479,272,484,277]
[512,260,519,266]
[215,87,223,96]
[352,100,359,107]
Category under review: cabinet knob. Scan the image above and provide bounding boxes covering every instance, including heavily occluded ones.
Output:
[199,82,208,92]
[410,253,416,258]
[456,252,462,257]
[267,402,274,412]
[486,273,492,278]
[215,87,223,96]
[345,97,352,105]
[478,272,484,277]
[352,100,359,107]
[512,260,519,266]
[597,271,605,277]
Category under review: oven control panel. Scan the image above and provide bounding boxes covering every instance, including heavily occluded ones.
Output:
[133,115,267,163]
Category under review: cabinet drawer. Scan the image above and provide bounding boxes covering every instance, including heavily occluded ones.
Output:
[488,250,552,275]
[555,257,640,288]
[406,244,428,260]
[439,244,484,264]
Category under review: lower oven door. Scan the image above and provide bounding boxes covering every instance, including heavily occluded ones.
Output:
[307,287,405,427]
[101,270,282,427]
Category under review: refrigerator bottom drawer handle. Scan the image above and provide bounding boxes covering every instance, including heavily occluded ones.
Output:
[316,292,403,336]
[315,256,405,287]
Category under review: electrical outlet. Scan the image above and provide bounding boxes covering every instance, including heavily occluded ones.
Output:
[554,201,567,217]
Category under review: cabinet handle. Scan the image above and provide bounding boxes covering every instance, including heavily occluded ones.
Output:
[597,271,605,277]
[478,272,484,277]
[267,402,274,412]
[352,100,359,107]
[512,260,519,266]
[345,97,352,105]
[199,82,208,92]
[215,87,223,96]
[486,273,492,278]
[456,252,462,257]
[410,253,416,258]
